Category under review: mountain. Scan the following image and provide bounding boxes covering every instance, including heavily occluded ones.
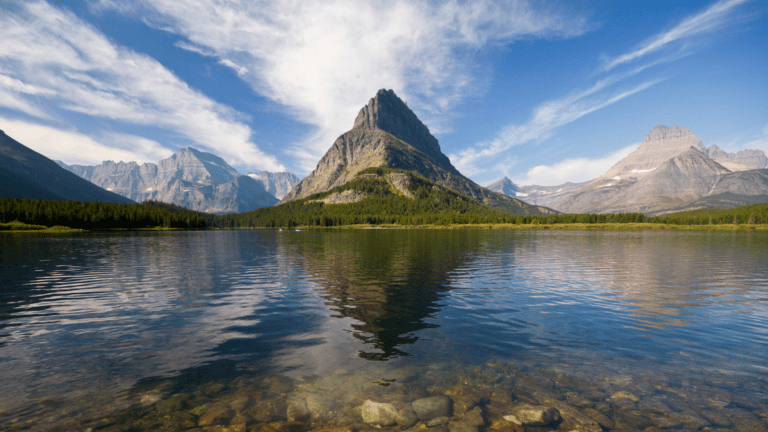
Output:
[247,171,301,200]
[552,125,768,215]
[486,177,589,208]
[705,145,768,171]
[0,129,134,204]
[59,148,277,214]
[280,89,554,215]
[216,167,535,228]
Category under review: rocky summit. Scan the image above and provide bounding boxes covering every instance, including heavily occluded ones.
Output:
[59,148,278,214]
[281,89,554,216]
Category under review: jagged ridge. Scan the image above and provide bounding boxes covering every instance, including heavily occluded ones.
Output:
[59,148,278,214]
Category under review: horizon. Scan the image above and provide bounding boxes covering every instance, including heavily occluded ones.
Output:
[1,0,766,187]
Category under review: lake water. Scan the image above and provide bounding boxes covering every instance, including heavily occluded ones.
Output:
[1,229,767,431]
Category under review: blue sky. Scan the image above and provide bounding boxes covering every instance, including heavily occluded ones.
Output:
[1,0,766,186]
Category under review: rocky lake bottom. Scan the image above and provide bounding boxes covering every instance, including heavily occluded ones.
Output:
[1,230,766,431]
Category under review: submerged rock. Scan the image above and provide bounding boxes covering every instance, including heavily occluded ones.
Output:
[582,407,615,429]
[445,384,490,416]
[462,406,485,426]
[428,416,450,426]
[502,415,521,425]
[610,391,639,402]
[197,402,234,426]
[511,403,561,426]
[361,400,398,426]
[287,398,311,422]
[489,419,524,432]
[396,406,418,427]
[412,396,452,420]
[156,394,187,413]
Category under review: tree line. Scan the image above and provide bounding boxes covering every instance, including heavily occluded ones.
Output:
[0,198,207,229]
[3,183,766,231]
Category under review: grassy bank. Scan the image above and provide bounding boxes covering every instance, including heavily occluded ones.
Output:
[0,220,195,234]
[0,220,83,233]
[276,222,768,232]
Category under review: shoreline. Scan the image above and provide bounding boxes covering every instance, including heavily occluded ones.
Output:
[4,223,767,235]
[257,222,768,232]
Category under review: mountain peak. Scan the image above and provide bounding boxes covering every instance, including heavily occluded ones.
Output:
[352,89,444,163]
[643,125,703,149]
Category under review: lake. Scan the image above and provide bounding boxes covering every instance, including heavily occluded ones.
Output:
[1,229,767,431]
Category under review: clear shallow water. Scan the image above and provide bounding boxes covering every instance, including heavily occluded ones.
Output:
[1,229,767,431]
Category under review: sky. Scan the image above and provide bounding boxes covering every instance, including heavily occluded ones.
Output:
[1,0,766,186]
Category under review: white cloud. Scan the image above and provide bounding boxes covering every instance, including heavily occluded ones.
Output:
[219,59,248,77]
[514,144,638,186]
[94,0,589,171]
[602,0,749,72]
[0,116,173,166]
[451,79,662,176]
[0,1,284,172]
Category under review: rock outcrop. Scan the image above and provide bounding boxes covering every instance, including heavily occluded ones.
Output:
[281,89,555,216]
[0,130,133,204]
[59,148,277,214]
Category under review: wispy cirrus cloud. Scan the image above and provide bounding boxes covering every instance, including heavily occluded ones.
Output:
[0,1,284,171]
[451,78,663,177]
[94,0,590,171]
[602,0,750,72]
[454,0,752,184]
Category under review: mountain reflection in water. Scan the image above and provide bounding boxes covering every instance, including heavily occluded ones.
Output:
[291,230,493,360]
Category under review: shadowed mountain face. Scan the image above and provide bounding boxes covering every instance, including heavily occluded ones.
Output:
[0,130,133,204]
[281,89,555,216]
[59,148,278,214]
[551,126,768,215]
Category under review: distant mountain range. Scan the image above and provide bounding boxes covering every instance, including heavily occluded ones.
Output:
[4,105,767,219]
[485,177,589,208]
[281,89,554,216]
[0,129,133,204]
[57,149,300,214]
[247,171,300,200]
[488,125,768,215]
